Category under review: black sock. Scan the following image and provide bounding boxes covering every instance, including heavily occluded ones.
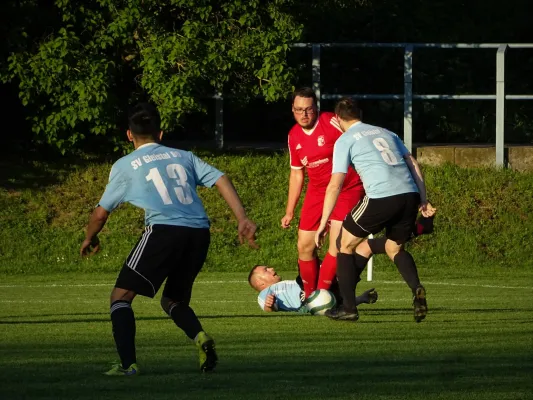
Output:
[355,288,374,305]
[110,300,136,368]
[393,250,421,292]
[169,302,203,340]
[336,253,357,313]
[353,253,370,282]
[337,253,369,313]
[368,238,387,255]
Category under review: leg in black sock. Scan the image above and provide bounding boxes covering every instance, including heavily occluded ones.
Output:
[355,288,378,305]
[353,253,370,285]
[337,252,369,313]
[168,301,203,340]
[393,250,421,292]
[336,253,357,313]
[110,300,136,368]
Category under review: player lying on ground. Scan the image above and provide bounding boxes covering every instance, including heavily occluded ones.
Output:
[80,103,258,376]
[248,265,378,313]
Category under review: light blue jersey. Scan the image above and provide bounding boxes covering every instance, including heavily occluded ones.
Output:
[257,281,305,312]
[98,143,224,228]
[332,122,418,198]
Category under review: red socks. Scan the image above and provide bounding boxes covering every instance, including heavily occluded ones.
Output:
[317,252,337,290]
[298,258,319,298]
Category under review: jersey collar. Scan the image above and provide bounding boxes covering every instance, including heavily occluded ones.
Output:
[136,142,159,150]
[346,120,363,132]
[302,113,320,136]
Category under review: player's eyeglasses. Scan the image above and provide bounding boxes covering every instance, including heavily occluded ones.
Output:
[293,107,316,115]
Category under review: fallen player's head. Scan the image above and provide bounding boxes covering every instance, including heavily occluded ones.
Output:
[248,265,282,291]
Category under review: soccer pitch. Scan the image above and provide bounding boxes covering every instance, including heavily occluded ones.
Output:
[1,270,532,400]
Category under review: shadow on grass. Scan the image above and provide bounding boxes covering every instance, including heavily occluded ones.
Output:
[0,144,283,190]
[1,352,532,400]
[0,153,110,190]
[2,306,532,325]
[0,313,306,324]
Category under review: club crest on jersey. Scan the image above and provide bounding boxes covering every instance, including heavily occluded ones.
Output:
[317,135,325,147]
[301,156,308,166]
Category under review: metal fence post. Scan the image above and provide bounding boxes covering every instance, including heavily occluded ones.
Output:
[215,93,224,149]
[312,44,321,110]
[496,44,508,167]
[404,44,414,152]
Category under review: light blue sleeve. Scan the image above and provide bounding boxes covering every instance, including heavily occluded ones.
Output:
[390,132,410,157]
[257,288,270,311]
[98,164,129,212]
[190,153,224,187]
[332,137,352,174]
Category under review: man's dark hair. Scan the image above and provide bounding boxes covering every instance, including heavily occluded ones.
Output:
[334,97,362,120]
[128,103,161,137]
[292,87,317,105]
[247,264,262,288]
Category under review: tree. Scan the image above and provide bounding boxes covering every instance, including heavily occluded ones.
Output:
[1,0,302,153]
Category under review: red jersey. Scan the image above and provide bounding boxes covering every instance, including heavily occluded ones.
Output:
[288,112,363,194]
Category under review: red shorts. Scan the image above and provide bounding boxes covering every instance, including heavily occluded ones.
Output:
[298,187,365,231]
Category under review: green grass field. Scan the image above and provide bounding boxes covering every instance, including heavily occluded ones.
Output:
[1,269,532,400]
[2,153,533,399]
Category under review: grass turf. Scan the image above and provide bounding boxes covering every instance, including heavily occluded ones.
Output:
[1,270,532,400]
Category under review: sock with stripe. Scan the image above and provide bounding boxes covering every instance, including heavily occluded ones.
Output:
[169,302,203,340]
[110,300,136,369]
[298,258,319,298]
[317,252,337,290]
[393,250,421,292]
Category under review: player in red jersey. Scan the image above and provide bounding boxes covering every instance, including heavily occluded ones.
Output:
[281,87,365,298]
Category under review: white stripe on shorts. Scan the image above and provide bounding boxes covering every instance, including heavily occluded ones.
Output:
[127,225,153,270]
[351,196,369,223]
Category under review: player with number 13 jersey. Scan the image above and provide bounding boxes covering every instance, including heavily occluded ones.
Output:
[99,143,222,228]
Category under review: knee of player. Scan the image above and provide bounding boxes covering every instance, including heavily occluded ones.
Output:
[385,240,403,259]
[297,239,316,256]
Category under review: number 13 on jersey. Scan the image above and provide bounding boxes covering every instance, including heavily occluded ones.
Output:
[146,164,194,205]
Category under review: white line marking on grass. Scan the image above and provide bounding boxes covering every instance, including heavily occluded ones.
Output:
[378,280,533,290]
[0,280,531,290]
[0,299,250,304]
[0,281,246,288]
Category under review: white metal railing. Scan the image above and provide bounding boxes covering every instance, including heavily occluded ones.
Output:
[292,42,533,168]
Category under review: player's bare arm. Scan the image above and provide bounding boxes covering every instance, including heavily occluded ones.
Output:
[315,172,346,247]
[215,174,259,249]
[281,168,304,228]
[80,206,110,256]
[403,154,436,217]
[263,294,277,312]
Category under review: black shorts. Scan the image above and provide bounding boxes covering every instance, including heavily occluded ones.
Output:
[115,225,210,300]
[343,193,420,245]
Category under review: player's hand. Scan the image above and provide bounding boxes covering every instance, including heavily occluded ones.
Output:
[315,223,328,248]
[419,202,437,218]
[80,236,100,257]
[238,218,259,249]
[264,294,276,309]
[281,213,293,229]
